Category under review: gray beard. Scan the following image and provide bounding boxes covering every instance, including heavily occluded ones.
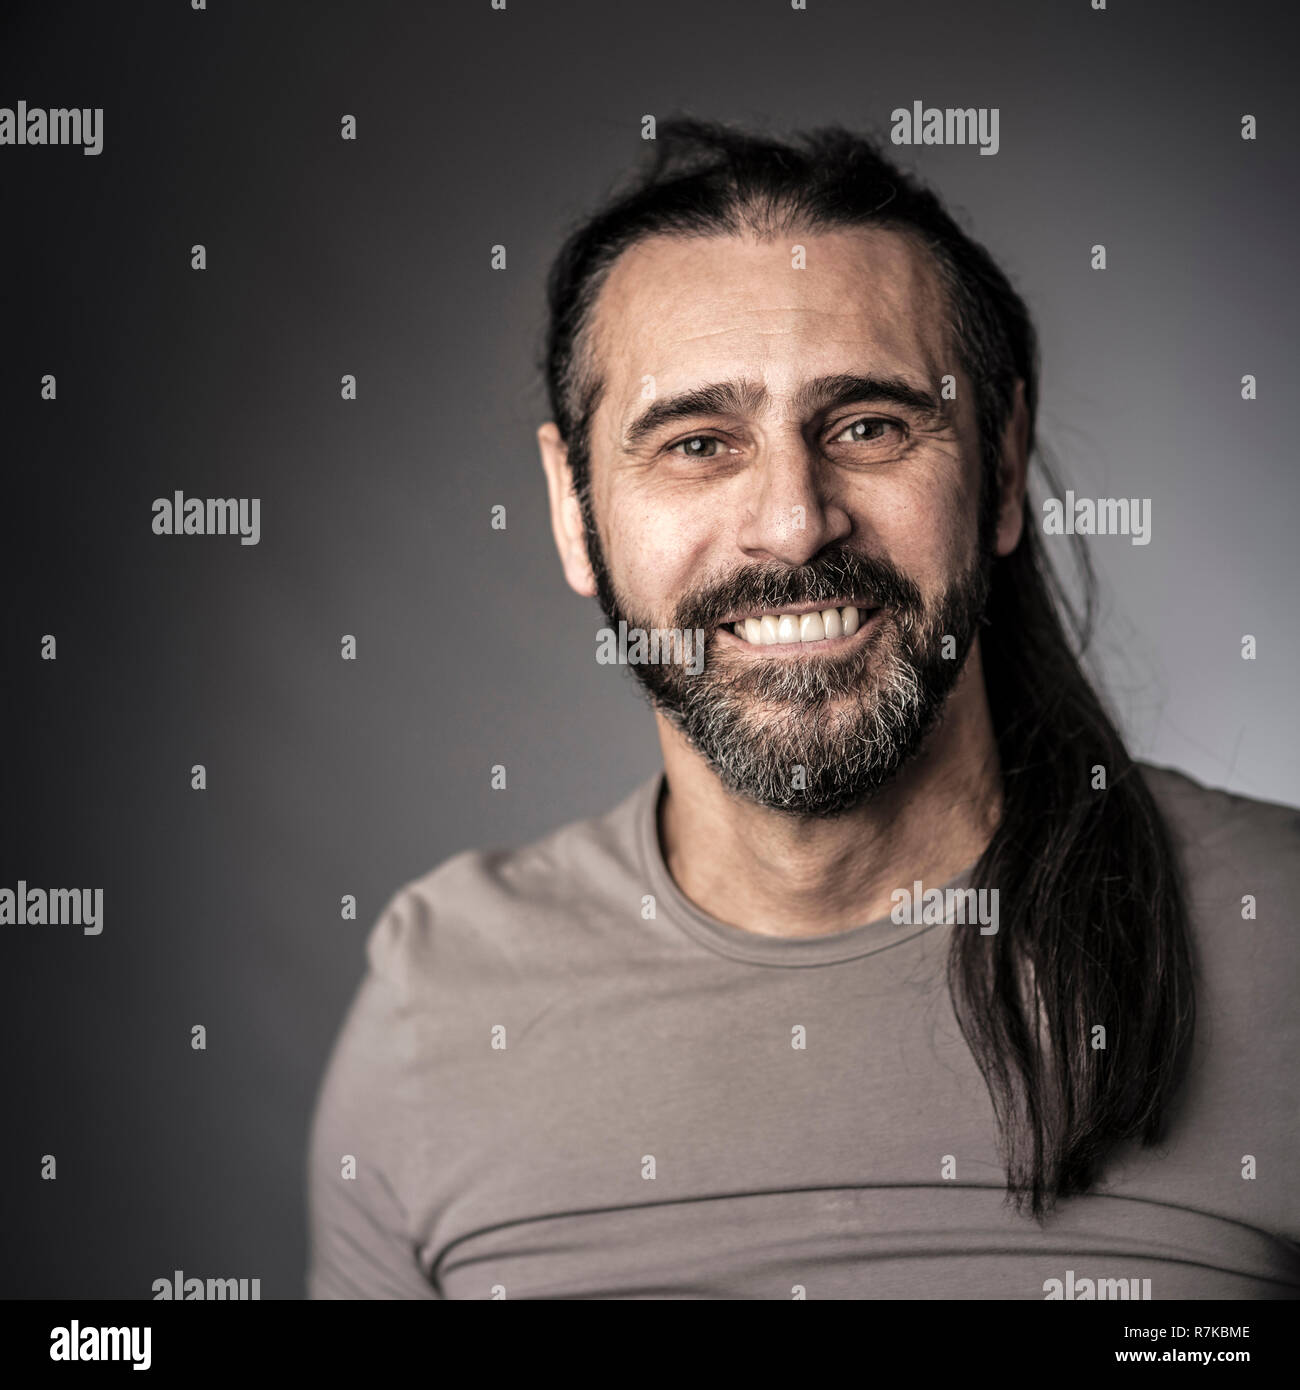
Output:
[601,562,990,819]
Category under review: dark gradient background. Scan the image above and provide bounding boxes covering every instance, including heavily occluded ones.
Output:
[1,0,1296,1298]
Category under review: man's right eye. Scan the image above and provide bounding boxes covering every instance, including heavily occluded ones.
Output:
[668,435,725,458]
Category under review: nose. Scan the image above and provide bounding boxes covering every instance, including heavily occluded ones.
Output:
[735,433,852,565]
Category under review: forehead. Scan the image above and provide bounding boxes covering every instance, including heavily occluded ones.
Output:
[586,226,956,417]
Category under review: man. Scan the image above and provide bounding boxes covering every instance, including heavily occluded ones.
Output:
[307,120,1299,1299]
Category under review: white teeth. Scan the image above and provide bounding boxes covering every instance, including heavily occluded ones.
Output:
[729,606,867,646]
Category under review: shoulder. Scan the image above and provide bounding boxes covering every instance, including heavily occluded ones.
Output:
[1137,760,1299,1070]
[1132,769,1300,1232]
[1137,761,1300,865]
[308,774,659,1288]
[363,774,660,991]
[1135,762,1300,935]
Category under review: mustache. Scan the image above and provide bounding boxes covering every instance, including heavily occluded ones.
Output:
[670,548,924,631]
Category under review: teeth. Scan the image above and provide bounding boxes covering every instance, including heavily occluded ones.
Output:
[728,606,867,646]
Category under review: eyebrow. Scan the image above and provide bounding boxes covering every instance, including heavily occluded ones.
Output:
[620,373,943,451]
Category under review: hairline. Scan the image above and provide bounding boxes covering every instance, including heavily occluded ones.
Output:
[560,218,995,482]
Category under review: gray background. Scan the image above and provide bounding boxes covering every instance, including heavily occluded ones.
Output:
[1,0,1295,1297]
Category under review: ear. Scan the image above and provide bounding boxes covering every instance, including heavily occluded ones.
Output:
[994,378,1030,558]
[537,422,598,598]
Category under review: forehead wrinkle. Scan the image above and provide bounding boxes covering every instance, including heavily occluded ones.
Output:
[585,226,963,449]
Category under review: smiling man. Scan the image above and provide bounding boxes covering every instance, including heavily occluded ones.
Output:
[307,119,1300,1300]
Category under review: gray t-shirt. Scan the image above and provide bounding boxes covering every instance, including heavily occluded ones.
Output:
[306,763,1300,1299]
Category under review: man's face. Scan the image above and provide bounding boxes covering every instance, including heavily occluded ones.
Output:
[549,226,998,816]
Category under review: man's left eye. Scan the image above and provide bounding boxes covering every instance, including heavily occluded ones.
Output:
[833,418,901,444]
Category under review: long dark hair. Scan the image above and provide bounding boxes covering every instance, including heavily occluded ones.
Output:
[540,117,1195,1218]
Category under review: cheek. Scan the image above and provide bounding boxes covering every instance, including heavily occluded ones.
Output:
[603,484,721,613]
[855,468,975,595]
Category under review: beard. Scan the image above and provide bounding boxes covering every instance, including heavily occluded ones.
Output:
[585,520,993,818]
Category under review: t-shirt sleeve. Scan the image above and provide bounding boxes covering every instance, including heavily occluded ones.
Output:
[306,893,440,1300]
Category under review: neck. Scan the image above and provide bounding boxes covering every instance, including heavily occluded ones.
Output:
[655,642,1003,938]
